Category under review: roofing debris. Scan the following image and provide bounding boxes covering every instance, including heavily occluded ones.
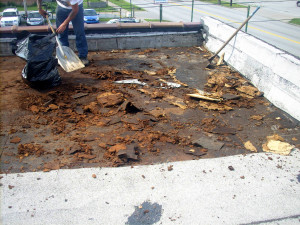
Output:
[262,134,295,155]
[0,47,299,173]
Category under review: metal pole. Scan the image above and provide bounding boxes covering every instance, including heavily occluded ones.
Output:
[245,6,250,32]
[120,7,122,18]
[130,0,132,17]
[230,0,232,7]
[160,4,162,22]
[191,0,194,22]
[23,0,28,17]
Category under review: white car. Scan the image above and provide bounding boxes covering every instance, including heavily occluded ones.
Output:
[106,18,139,24]
[0,8,20,27]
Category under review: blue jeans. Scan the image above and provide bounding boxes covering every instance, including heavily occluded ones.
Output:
[56,4,88,59]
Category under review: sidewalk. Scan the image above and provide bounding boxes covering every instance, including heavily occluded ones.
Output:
[1,150,300,224]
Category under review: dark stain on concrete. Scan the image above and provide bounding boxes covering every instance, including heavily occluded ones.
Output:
[126,201,162,225]
[297,174,300,182]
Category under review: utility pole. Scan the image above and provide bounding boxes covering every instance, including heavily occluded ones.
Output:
[130,0,132,17]
[245,6,250,32]
[191,0,194,22]
[23,0,28,17]
[159,4,162,22]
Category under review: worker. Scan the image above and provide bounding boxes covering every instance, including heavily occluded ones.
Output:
[37,0,89,66]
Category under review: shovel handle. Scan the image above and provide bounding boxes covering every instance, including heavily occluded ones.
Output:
[209,6,260,62]
[46,15,67,59]
[46,15,56,34]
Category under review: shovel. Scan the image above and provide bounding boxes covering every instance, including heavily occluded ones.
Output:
[204,6,260,68]
[46,16,85,72]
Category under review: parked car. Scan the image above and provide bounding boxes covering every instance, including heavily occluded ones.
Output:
[0,8,20,27]
[106,18,139,24]
[83,9,99,24]
[26,11,45,26]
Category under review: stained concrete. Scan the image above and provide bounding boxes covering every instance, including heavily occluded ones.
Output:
[1,150,299,224]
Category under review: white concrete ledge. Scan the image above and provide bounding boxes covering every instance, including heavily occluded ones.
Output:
[1,150,299,224]
[202,16,300,121]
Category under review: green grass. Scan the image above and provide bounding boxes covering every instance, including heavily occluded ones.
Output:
[83,0,118,12]
[100,18,113,22]
[289,18,300,25]
[197,0,247,8]
[144,19,171,22]
[109,0,145,11]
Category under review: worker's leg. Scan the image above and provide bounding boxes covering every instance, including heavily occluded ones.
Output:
[71,4,88,59]
[56,5,70,47]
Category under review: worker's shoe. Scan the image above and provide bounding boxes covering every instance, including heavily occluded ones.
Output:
[80,57,89,66]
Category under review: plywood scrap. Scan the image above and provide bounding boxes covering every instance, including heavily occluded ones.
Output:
[244,141,257,152]
[144,70,156,76]
[97,92,124,107]
[138,88,164,99]
[187,93,222,102]
[149,108,166,118]
[199,101,232,111]
[216,52,225,66]
[263,140,294,156]
[164,96,187,109]
[250,115,264,121]
[206,72,228,87]
[195,46,204,51]
[236,85,262,97]
[262,134,294,155]
[267,134,285,142]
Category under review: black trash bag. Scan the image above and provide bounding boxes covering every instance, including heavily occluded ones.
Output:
[11,32,61,89]
[22,58,61,89]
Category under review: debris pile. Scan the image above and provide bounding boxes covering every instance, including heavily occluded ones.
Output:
[0,47,298,173]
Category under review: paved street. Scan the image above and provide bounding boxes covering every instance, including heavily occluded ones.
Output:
[132,0,300,57]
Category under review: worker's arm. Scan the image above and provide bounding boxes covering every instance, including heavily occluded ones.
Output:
[56,3,79,34]
[37,0,48,18]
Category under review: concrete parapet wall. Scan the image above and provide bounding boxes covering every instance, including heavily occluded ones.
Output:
[202,16,300,121]
[75,32,202,51]
[0,22,204,56]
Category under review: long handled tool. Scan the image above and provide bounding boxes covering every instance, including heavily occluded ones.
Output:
[46,16,85,72]
[205,6,260,68]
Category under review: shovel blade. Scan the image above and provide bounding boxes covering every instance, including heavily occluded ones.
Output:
[56,46,85,72]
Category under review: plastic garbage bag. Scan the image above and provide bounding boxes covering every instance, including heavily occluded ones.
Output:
[11,31,61,89]
[22,58,61,89]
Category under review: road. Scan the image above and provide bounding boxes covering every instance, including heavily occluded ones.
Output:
[131,0,300,58]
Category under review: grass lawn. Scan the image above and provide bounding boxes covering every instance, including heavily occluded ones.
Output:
[109,0,144,11]
[289,18,300,25]
[144,19,171,22]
